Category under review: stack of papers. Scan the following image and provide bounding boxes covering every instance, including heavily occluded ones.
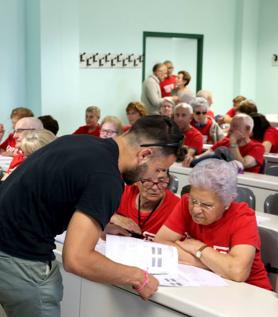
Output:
[105,235,227,287]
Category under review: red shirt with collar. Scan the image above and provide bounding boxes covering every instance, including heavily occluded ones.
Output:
[116,185,180,235]
[164,195,272,291]
[160,75,177,97]
[73,124,100,137]
[184,126,204,154]
[211,137,264,173]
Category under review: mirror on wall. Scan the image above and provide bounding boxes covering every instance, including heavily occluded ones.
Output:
[142,32,204,93]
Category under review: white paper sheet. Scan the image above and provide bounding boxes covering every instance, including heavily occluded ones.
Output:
[157,264,227,287]
[105,235,178,275]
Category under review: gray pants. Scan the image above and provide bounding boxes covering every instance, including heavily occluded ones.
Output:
[0,250,63,317]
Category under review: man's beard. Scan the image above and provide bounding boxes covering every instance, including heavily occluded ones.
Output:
[122,163,148,185]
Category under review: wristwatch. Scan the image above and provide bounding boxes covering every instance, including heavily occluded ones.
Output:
[195,244,209,259]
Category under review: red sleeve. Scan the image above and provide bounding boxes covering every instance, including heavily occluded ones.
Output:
[163,195,190,235]
[230,203,260,249]
[73,126,84,134]
[263,127,276,145]
[245,143,265,165]
[211,137,230,151]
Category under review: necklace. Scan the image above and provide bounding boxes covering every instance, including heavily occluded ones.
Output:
[137,195,162,229]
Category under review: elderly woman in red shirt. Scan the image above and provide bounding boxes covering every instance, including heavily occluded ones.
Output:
[155,159,272,290]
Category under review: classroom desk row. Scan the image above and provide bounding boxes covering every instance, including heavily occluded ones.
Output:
[53,238,277,317]
[170,163,278,212]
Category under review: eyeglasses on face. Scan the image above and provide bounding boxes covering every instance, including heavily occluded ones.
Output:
[100,129,117,135]
[140,178,169,190]
[195,111,207,115]
[14,128,35,133]
[189,197,215,212]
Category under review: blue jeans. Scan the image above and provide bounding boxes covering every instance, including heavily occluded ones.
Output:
[0,250,63,317]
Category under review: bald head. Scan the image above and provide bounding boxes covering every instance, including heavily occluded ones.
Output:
[14,117,43,147]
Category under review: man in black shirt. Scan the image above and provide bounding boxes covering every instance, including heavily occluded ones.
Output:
[0,115,183,317]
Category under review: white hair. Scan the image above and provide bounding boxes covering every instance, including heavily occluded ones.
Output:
[189,159,238,206]
[190,97,209,112]
[232,113,254,131]
[174,103,193,114]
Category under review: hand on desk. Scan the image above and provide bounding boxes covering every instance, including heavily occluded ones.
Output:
[135,273,159,300]
[110,214,142,234]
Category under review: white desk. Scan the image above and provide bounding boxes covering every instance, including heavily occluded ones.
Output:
[170,163,278,212]
[54,243,278,317]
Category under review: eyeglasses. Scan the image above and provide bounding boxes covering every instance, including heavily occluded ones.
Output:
[195,111,207,115]
[140,178,169,190]
[189,197,215,212]
[14,128,35,133]
[100,129,117,135]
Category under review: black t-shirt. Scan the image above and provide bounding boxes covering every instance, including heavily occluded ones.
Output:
[0,135,123,261]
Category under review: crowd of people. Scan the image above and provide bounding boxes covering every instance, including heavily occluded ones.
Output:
[0,60,277,316]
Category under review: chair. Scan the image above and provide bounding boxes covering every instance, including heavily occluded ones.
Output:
[180,184,191,196]
[168,174,179,194]
[259,226,278,291]
[265,165,278,176]
[235,187,256,209]
[264,193,278,215]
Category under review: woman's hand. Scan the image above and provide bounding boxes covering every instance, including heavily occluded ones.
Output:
[110,214,141,234]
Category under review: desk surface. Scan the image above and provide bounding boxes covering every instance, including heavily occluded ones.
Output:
[55,242,278,317]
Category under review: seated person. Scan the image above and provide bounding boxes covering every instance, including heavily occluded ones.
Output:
[104,170,180,240]
[0,107,34,156]
[3,129,56,179]
[123,101,148,132]
[38,115,59,135]
[223,95,246,124]
[173,103,203,167]
[191,97,224,144]
[195,114,264,173]
[73,106,101,136]
[196,90,214,118]
[159,98,175,118]
[250,112,278,154]
[171,70,194,104]
[155,159,272,291]
[237,99,258,115]
[100,116,123,139]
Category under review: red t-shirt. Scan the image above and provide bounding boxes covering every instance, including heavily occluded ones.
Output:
[226,107,236,117]
[122,125,131,133]
[191,116,214,143]
[211,137,264,173]
[164,195,272,290]
[263,126,278,153]
[0,132,17,154]
[160,76,177,97]
[116,185,180,235]
[73,124,100,137]
[184,126,203,154]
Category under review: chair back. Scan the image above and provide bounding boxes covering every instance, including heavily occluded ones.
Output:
[264,193,278,215]
[180,184,191,196]
[235,186,256,209]
[259,227,278,291]
[168,174,179,194]
[265,165,278,176]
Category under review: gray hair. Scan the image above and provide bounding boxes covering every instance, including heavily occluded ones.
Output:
[189,159,238,206]
[174,103,193,114]
[191,97,209,112]
[232,113,254,131]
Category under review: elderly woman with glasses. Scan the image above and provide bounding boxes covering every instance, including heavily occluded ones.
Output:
[104,170,180,240]
[100,115,123,139]
[191,97,224,144]
[155,159,272,290]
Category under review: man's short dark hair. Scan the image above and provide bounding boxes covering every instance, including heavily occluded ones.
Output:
[127,115,184,157]
[38,115,59,135]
